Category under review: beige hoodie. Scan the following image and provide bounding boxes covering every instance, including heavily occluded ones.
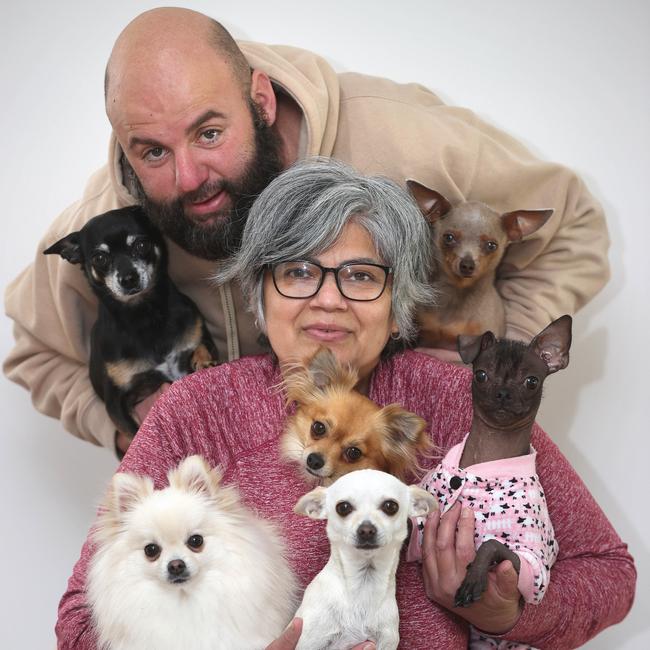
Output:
[3,42,609,448]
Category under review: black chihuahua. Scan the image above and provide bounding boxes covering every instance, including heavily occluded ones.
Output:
[453,315,572,608]
[44,206,218,439]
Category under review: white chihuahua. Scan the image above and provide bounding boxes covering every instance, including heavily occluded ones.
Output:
[88,455,297,650]
[293,469,437,650]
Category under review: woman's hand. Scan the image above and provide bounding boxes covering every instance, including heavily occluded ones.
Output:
[421,502,523,634]
[265,618,376,650]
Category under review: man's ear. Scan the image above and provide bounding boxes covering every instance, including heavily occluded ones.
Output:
[294,486,328,520]
[250,70,277,126]
[43,232,83,264]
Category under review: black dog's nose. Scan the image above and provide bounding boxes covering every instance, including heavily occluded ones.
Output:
[357,521,377,544]
[459,256,475,276]
[496,388,511,401]
[306,453,325,471]
[167,559,186,577]
[119,270,139,290]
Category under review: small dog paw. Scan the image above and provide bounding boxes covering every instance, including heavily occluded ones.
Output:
[191,345,217,370]
[454,566,488,607]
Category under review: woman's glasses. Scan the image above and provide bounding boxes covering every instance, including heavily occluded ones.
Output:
[270,261,392,301]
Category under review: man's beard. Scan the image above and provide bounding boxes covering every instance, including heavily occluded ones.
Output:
[130,101,283,260]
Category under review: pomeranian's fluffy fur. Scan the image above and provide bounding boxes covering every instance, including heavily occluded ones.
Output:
[88,455,297,649]
[281,347,431,485]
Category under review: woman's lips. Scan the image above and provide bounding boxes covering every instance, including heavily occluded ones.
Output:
[303,324,351,342]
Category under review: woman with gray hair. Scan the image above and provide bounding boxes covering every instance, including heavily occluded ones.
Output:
[57,159,635,650]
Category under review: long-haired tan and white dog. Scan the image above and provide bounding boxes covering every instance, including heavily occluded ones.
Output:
[88,455,297,649]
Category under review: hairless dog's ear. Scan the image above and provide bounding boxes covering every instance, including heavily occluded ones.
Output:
[43,232,83,264]
[530,315,572,374]
[406,180,452,224]
[458,331,495,365]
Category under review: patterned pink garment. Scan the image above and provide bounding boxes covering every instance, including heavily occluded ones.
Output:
[56,352,636,649]
[408,435,558,605]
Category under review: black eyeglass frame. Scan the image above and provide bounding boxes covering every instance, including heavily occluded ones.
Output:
[269,260,393,302]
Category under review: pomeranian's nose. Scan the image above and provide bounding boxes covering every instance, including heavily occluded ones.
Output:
[306,453,325,471]
[167,559,187,577]
[356,521,378,546]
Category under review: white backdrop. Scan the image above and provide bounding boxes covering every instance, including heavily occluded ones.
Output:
[1,1,647,647]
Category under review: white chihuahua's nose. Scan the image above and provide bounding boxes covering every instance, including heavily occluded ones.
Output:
[356,520,378,547]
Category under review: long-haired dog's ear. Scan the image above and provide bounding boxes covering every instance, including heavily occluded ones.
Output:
[108,471,154,514]
[168,455,222,498]
[378,404,430,481]
[282,347,358,405]
[43,232,84,264]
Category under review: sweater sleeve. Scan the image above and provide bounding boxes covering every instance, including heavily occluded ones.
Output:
[3,183,121,448]
[499,426,636,648]
[55,381,201,648]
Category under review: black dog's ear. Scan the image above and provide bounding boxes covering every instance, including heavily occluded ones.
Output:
[43,232,83,264]
[406,180,452,224]
[458,331,496,365]
[530,315,572,374]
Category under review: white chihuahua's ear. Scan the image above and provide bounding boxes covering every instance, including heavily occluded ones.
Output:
[294,486,328,519]
[168,455,222,498]
[408,486,438,518]
[109,471,154,514]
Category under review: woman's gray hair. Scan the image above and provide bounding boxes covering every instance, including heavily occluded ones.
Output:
[217,158,435,343]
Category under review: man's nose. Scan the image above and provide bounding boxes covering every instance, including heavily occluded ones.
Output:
[174,149,209,194]
[309,271,346,309]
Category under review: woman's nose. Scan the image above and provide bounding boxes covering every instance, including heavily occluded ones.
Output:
[309,271,346,309]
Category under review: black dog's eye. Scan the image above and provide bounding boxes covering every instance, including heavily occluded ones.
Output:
[91,251,110,271]
[311,421,327,438]
[336,501,354,517]
[344,446,362,462]
[485,240,498,252]
[442,233,456,246]
[187,534,204,551]
[475,369,488,383]
[133,239,152,256]
[144,543,161,560]
[525,376,539,390]
[381,499,399,516]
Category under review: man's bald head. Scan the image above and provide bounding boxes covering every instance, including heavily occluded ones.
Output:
[105,7,250,119]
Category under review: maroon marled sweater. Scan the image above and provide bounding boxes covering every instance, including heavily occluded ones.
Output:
[56,352,635,649]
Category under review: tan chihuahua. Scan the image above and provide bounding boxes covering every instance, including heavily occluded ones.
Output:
[407,180,552,349]
[281,347,431,485]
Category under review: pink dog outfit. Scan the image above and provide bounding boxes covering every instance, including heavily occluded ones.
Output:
[407,434,558,649]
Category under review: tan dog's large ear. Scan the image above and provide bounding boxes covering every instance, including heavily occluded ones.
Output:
[501,209,553,242]
[294,486,328,520]
[108,471,154,514]
[408,486,438,518]
[283,347,358,405]
[529,315,572,374]
[378,405,429,480]
[406,180,452,224]
[168,455,222,498]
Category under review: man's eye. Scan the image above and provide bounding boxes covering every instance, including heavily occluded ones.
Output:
[285,265,317,280]
[144,146,166,162]
[199,128,221,144]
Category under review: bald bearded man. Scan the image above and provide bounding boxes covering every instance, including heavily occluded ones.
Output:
[4,7,610,455]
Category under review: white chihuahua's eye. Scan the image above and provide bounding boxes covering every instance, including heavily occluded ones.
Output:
[144,543,161,561]
[525,376,539,390]
[381,500,399,516]
[187,534,204,551]
[335,501,354,517]
[474,369,488,383]
[311,421,327,438]
[344,446,362,462]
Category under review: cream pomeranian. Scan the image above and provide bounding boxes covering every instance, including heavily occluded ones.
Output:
[87,455,297,650]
